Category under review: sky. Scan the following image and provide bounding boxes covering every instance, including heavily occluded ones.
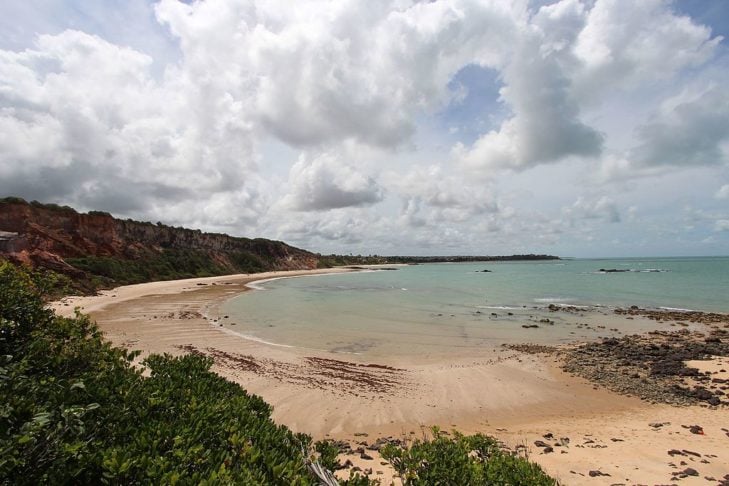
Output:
[1,0,728,258]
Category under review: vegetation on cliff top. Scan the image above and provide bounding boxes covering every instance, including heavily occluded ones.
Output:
[0,261,556,485]
[65,249,271,287]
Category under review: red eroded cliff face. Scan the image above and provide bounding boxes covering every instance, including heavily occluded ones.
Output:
[0,198,319,286]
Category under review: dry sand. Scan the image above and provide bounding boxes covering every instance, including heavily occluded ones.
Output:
[53,269,729,485]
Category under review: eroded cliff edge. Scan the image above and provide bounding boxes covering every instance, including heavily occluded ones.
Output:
[0,197,318,291]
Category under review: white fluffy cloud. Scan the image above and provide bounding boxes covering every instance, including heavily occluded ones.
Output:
[0,0,727,255]
[282,151,383,211]
[572,0,720,98]
[154,0,520,148]
[389,165,500,226]
[0,29,259,221]
[456,0,603,171]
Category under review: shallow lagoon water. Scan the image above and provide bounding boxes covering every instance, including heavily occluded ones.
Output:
[219,257,729,357]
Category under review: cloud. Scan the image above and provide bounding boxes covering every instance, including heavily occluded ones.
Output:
[388,165,500,225]
[268,207,386,248]
[154,0,522,149]
[457,0,722,173]
[572,0,720,100]
[282,152,383,211]
[715,219,729,232]
[1,0,728,257]
[563,196,621,223]
[631,85,729,167]
[455,1,603,171]
[0,28,262,224]
[717,184,729,199]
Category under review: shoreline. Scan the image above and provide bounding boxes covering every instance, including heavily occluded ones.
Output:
[52,268,729,485]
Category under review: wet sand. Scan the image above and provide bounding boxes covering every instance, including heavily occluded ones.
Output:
[52,269,729,485]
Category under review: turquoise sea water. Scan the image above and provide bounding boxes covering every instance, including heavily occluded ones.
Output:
[220,257,729,357]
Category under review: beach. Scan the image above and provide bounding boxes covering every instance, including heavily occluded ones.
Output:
[52,268,729,485]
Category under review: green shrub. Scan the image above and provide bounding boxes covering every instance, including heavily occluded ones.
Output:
[0,261,315,485]
[314,440,341,471]
[66,250,228,286]
[381,428,556,486]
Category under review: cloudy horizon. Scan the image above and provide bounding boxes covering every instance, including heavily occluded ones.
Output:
[1,0,728,257]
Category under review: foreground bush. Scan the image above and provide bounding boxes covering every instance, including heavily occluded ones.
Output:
[0,262,314,484]
[381,429,556,485]
[0,261,556,485]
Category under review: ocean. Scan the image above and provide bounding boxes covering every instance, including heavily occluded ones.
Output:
[219,257,729,357]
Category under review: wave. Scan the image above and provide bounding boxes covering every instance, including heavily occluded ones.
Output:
[534,297,573,303]
[658,306,699,312]
[220,327,295,348]
[476,305,520,310]
[551,303,592,309]
[244,270,356,291]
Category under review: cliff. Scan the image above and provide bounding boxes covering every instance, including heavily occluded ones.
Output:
[0,198,318,291]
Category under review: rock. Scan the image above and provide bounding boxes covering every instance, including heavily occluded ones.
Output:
[543,446,553,454]
[534,440,549,448]
[689,425,704,435]
[681,467,699,477]
[588,470,610,477]
[360,453,374,461]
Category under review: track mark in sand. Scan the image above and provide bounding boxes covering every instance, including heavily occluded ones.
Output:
[175,345,411,396]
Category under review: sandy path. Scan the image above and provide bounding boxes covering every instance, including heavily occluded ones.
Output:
[52,270,729,485]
